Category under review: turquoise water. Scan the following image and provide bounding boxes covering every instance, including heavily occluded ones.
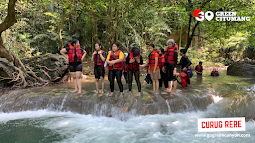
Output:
[1,70,255,143]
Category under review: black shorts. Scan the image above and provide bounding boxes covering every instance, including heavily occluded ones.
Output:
[165,63,176,81]
[69,63,82,72]
[94,65,105,79]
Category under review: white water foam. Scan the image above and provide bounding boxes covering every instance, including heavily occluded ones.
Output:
[1,102,255,143]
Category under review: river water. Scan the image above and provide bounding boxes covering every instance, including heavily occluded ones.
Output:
[1,70,255,143]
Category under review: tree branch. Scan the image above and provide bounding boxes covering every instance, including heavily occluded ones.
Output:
[0,0,17,34]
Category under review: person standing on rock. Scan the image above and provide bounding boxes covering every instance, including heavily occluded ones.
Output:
[123,53,129,84]
[158,48,168,90]
[91,42,107,94]
[60,39,87,94]
[141,44,160,94]
[163,39,178,94]
[126,47,143,96]
[106,43,124,97]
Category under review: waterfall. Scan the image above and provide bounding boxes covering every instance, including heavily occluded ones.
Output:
[60,92,69,111]
[166,100,171,114]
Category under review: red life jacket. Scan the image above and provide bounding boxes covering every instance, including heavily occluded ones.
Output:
[177,71,190,88]
[94,50,105,66]
[128,59,140,71]
[67,43,83,63]
[196,65,203,72]
[211,71,218,76]
[108,50,123,70]
[148,50,159,66]
[123,61,128,72]
[164,44,178,64]
[158,55,165,70]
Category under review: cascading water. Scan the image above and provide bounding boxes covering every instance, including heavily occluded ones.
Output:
[1,70,255,142]
[60,92,69,111]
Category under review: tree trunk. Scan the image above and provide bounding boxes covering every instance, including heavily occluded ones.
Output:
[185,21,200,51]
[179,25,182,47]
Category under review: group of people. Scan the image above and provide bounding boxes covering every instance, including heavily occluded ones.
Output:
[60,39,219,97]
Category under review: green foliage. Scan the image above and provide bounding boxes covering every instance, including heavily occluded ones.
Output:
[0,0,254,67]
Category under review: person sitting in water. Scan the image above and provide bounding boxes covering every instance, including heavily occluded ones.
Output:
[177,67,190,88]
[211,67,219,76]
[195,61,203,75]
[60,39,87,94]
[91,42,107,94]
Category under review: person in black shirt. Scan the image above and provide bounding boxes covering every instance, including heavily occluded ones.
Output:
[126,47,143,96]
[60,39,87,94]
[178,49,192,69]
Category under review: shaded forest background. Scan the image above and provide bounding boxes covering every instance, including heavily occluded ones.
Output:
[0,0,255,67]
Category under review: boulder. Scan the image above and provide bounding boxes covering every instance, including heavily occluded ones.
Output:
[227,60,255,76]
[0,54,69,88]
[22,54,69,81]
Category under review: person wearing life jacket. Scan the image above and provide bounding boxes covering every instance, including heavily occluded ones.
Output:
[164,39,178,94]
[91,42,107,94]
[123,53,128,84]
[177,67,190,88]
[195,61,203,75]
[211,67,219,76]
[141,44,160,94]
[60,39,87,94]
[158,48,168,89]
[106,43,124,97]
[126,47,143,96]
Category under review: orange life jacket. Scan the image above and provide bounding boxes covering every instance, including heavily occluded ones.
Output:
[67,43,82,63]
[164,44,178,64]
[177,71,190,88]
[94,50,105,66]
[148,50,159,66]
[108,50,123,70]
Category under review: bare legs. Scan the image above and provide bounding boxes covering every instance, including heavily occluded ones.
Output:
[76,71,82,94]
[70,72,78,93]
[95,77,105,94]
[96,79,99,93]
[167,80,177,94]
[153,80,159,94]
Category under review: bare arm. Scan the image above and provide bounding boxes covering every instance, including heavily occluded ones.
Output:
[112,58,123,64]
[81,50,87,61]
[60,48,68,59]
[91,51,96,62]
